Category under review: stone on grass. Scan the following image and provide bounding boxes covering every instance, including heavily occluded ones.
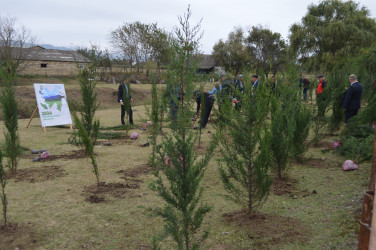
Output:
[33,157,40,162]
[40,148,47,153]
[103,142,112,146]
[130,132,139,140]
[40,151,51,159]
[342,160,358,171]
[31,149,39,154]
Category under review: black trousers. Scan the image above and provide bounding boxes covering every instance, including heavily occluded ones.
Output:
[121,105,133,124]
[345,109,358,123]
[200,100,214,128]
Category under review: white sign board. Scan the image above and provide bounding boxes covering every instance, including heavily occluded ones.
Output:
[34,83,72,127]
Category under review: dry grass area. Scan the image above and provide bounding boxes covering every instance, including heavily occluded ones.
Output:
[0,80,370,249]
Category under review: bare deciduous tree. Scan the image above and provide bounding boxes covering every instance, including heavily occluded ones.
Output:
[0,15,36,75]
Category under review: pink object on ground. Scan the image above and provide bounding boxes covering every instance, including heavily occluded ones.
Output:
[40,151,51,159]
[342,160,359,171]
[147,121,153,126]
[142,123,147,128]
[130,132,139,139]
[331,140,341,149]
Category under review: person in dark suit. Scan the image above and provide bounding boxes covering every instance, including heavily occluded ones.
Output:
[341,74,363,123]
[118,79,134,125]
[193,90,215,129]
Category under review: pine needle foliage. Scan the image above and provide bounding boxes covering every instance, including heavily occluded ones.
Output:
[71,111,100,187]
[149,6,217,249]
[0,60,21,173]
[70,55,100,187]
[270,83,297,179]
[218,79,272,212]
[327,66,346,132]
[69,52,100,148]
[0,151,7,226]
[291,101,312,162]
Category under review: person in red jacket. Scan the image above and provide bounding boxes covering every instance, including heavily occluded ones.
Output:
[316,75,327,117]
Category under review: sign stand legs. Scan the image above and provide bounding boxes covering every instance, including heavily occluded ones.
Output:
[26,107,38,128]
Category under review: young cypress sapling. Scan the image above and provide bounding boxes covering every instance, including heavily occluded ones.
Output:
[270,83,296,179]
[0,151,7,226]
[218,79,272,212]
[70,53,101,187]
[149,6,218,249]
[0,60,22,173]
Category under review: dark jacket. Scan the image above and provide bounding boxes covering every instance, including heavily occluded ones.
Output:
[118,83,131,102]
[341,81,363,111]
[194,91,215,115]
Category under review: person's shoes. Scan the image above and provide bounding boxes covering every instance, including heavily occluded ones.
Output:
[193,126,199,130]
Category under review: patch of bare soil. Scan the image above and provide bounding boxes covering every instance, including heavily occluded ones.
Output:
[7,165,67,183]
[38,149,88,162]
[194,141,210,155]
[271,177,298,196]
[271,177,317,198]
[223,210,310,248]
[0,223,42,249]
[299,158,340,169]
[311,140,332,149]
[83,181,141,203]
[116,163,152,180]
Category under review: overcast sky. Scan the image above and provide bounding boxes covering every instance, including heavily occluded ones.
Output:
[1,0,376,54]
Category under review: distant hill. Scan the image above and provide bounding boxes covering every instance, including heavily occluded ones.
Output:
[39,44,72,51]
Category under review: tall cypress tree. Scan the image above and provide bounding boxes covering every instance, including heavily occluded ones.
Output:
[218,79,272,212]
[70,53,100,187]
[149,6,217,249]
[270,83,297,179]
[0,59,21,173]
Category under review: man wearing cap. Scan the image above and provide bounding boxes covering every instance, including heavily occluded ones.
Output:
[341,74,363,123]
[316,75,327,116]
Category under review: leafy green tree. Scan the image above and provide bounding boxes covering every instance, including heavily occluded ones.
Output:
[219,80,272,212]
[290,0,376,72]
[76,45,112,81]
[149,7,217,249]
[0,151,7,226]
[245,25,287,77]
[212,27,250,75]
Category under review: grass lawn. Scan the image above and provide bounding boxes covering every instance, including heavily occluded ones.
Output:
[0,79,369,249]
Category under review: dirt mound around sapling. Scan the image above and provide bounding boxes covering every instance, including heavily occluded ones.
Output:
[271,177,317,198]
[7,165,67,183]
[223,210,311,248]
[83,181,141,203]
[0,223,42,249]
[116,163,152,179]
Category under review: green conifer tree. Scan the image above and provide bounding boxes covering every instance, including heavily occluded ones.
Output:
[149,6,217,249]
[70,55,100,187]
[270,83,297,179]
[0,151,7,226]
[291,101,312,162]
[218,80,272,212]
[0,59,21,173]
